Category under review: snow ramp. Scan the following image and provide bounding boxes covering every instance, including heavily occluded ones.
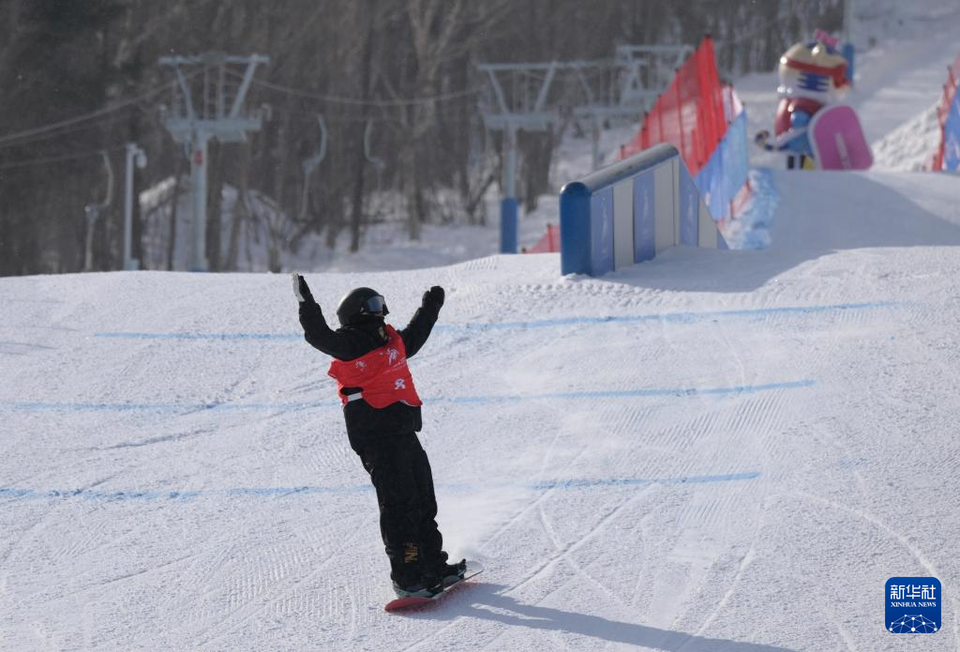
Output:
[3,169,960,650]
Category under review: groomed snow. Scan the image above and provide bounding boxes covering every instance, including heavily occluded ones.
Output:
[3,4,960,651]
[3,165,960,650]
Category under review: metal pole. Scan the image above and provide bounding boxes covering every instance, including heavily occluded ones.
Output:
[842,0,854,42]
[591,115,602,170]
[300,115,328,221]
[842,0,856,85]
[228,56,267,119]
[123,143,145,271]
[124,146,134,270]
[83,151,114,272]
[84,206,98,272]
[191,132,209,271]
[503,123,517,204]
[500,123,518,254]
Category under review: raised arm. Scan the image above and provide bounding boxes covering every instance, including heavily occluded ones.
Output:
[400,286,444,358]
[294,274,363,360]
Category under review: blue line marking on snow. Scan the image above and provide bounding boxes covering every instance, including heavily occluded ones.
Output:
[1,380,814,413]
[438,379,815,404]
[0,471,761,503]
[528,471,762,491]
[4,401,338,413]
[0,486,362,501]
[435,301,898,331]
[94,332,301,341]
[91,301,899,341]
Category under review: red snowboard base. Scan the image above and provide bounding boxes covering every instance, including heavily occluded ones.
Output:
[384,563,483,613]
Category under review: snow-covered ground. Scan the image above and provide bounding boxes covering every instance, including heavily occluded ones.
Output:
[3,4,960,651]
[3,167,960,651]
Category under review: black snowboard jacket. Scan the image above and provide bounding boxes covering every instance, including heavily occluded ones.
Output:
[298,297,441,453]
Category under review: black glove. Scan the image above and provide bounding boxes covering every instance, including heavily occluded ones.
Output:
[292,273,316,305]
[299,297,323,328]
[422,285,444,309]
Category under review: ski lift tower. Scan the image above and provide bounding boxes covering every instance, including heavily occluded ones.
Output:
[479,48,691,254]
[159,52,269,271]
[478,62,561,254]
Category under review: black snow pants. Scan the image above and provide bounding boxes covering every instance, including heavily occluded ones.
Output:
[358,431,445,585]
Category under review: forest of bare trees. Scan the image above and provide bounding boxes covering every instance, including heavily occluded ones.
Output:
[0,0,844,276]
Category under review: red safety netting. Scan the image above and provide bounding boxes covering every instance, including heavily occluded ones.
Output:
[619,36,729,175]
[523,224,560,253]
[933,52,960,171]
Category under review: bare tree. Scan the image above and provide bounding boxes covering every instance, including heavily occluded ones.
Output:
[0,0,845,275]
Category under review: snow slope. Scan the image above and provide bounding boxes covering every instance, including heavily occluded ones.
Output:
[3,166,960,651]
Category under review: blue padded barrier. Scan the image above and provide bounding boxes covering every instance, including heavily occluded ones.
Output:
[944,92,960,172]
[560,143,727,276]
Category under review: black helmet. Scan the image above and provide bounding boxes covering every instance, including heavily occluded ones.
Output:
[336,287,389,327]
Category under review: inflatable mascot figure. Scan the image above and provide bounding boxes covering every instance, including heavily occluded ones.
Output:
[755,30,851,169]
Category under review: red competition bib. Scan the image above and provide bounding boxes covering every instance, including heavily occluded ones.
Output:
[327,325,422,408]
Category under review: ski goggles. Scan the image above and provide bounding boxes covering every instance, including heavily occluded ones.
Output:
[362,295,387,315]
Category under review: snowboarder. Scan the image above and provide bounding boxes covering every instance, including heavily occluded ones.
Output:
[292,275,465,598]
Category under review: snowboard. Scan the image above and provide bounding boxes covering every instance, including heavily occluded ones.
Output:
[809,104,873,170]
[384,562,483,613]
